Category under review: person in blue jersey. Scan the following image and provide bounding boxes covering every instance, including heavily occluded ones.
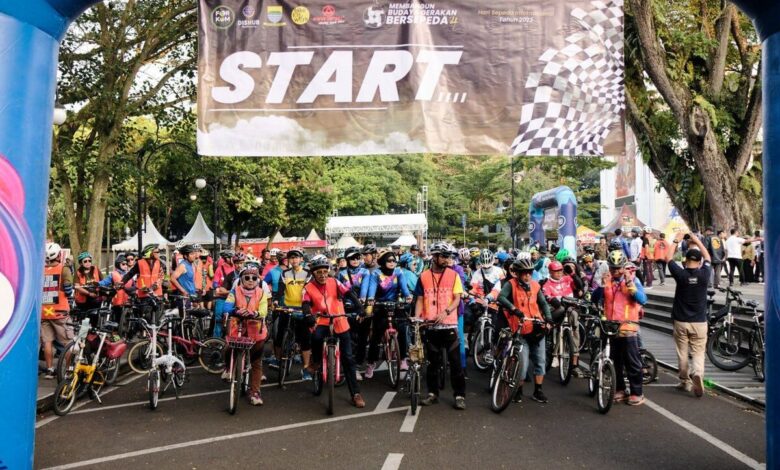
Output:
[354,243,379,370]
[363,250,412,378]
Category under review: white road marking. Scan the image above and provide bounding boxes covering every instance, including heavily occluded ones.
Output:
[375,391,396,411]
[645,399,765,469]
[399,407,420,433]
[381,453,404,470]
[41,405,410,469]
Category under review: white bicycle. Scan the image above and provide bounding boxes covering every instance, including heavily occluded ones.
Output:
[133,310,187,409]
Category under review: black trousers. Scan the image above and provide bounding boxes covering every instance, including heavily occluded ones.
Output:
[611,335,643,396]
[423,328,466,398]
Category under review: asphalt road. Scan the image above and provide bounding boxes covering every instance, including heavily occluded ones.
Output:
[35,358,766,470]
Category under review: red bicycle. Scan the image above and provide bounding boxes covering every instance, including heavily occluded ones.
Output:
[312,313,345,415]
[373,300,406,388]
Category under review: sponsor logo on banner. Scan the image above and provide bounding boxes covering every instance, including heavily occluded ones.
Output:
[385,3,459,26]
[312,4,346,25]
[238,5,261,28]
[291,6,310,25]
[363,5,386,28]
[265,5,286,26]
[211,5,235,29]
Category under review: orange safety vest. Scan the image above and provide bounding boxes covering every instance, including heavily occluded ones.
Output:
[508,278,543,335]
[111,270,131,307]
[75,267,101,304]
[305,279,349,334]
[603,277,641,333]
[418,268,458,326]
[136,258,162,297]
[194,259,213,293]
[42,264,70,319]
[654,240,668,261]
[232,286,268,341]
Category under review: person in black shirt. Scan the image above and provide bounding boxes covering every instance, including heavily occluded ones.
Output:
[666,232,711,398]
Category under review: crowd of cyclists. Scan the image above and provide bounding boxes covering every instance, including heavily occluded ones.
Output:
[41,235,657,412]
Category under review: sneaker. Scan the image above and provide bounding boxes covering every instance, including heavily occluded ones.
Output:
[249,391,264,406]
[302,369,313,381]
[356,370,363,381]
[675,382,692,392]
[512,386,523,403]
[421,393,439,406]
[294,354,303,365]
[454,396,466,410]
[614,390,628,403]
[645,286,653,290]
[628,394,645,406]
[266,357,280,370]
[364,362,376,379]
[352,393,366,408]
[571,365,585,378]
[400,359,409,371]
[44,368,56,379]
[221,369,230,382]
[691,375,704,398]
[551,357,559,368]
[659,282,665,286]
[531,389,548,404]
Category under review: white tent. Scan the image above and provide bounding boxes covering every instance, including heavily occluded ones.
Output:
[305,229,322,241]
[112,215,171,251]
[332,234,362,249]
[389,232,417,247]
[178,212,215,245]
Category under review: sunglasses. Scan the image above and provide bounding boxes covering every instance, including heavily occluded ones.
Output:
[386,259,397,263]
[153,250,160,254]
[242,276,258,282]
[550,269,563,272]
[81,259,92,264]
[438,254,454,259]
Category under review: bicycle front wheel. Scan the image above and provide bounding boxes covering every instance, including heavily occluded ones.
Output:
[279,329,295,387]
[55,341,78,383]
[104,357,120,385]
[587,356,599,397]
[53,376,79,416]
[596,360,615,414]
[751,334,765,382]
[387,335,401,389]
[128,340,164,374]
[559,329,575,385]
[327,345,336,415]
[148,370,160,410]
[491,354,519,413]
[410,368,420,416]
[198,338,227,374]
[473,325,495,371]
[707,325,751,371]
[228,351,244,415]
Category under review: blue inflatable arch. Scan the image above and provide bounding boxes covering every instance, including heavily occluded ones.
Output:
[528,186,577,255]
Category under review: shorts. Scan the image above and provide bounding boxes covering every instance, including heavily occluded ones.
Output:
[41,317,74,344]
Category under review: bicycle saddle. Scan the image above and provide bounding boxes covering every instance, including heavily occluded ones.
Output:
[99,321,119,333]
[746,300,759,308]
[707,290,715,297]
[188,309,211,318]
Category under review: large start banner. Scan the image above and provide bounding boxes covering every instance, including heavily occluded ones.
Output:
[198,0,624,157]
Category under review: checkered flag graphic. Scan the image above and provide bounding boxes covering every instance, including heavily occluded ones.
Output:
[511,0,624,157]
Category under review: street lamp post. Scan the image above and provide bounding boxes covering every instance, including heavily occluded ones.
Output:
[510,156,516,250]
[195,178,220,256]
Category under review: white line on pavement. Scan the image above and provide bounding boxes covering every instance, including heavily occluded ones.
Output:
[399,407,419,433]
[645,399,765,470]
[41,405,410,470]
[376,391,396,411]
[381,453,404,470]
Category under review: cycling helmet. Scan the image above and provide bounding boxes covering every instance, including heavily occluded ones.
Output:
[458,247,470,261]
[287,249,303,258]
[517,251,532,261]
[399,252,415,268]
[377,250,395,264]
[562,256,577,266]
[191,243,203,252]
[584,245,595,254]
[361,244,377,255]
[550,243,560,254]
[269,248,280,257]
[624,261,638,272]
[390,244,400,250]
[309,255,330,272]
[232,252,246,263]
[77,251,92,263]
[220,249,234,259]
[608,239,623,252]
[582,254,594,262]
[239,264,260,278]
[444,243,457,256]
[511,258,535,272]
[142,243,159,258]
[45,242,62,262]
[555,248,570,262]
[175,239,187,249]
[114,255,127,269]
[429,242,450,255]
[410,244,420,251]
[345,247,362,260]
[607,250,627,268]
[549,261,563,272]
[479,249,494,266]
[179,244,196,256]
[469,247,481,258]
[125,251,137,259]
[245,254,260,264]
[496,251,509,263]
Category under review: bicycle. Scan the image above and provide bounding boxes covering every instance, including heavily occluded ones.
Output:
[586,317,622,414]
[490,318,546,413]
[706,287,761,372]
[546,297,580,385]
[225,311,257,415]
[56,305,122,384]
[131,311,187,409]
[53,318,127,416]
[468,295,497,371]
[373,300,406,388]
[404,317,431,416]
[274,306,304,388]
[312,313,346,415]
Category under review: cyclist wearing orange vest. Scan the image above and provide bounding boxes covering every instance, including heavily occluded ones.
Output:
[224,264,270,406]
[120,244,164,298]
[99,254,133,323]
[41,243,75,378]
[73,251,104,315]
[597,251,648,406]
[498,257,554,404]
[194,248,214,306]
[303,256,365,408]
[414,242,466,410]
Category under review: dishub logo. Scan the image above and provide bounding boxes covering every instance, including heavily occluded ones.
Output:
[211,5,235,29]
[363,4,386,28]
[264,5,286,26]
[242,6,256,18]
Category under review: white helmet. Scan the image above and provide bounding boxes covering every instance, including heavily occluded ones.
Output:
[45,243,62,262]
[479,249,494,266]
[517,251,532,261]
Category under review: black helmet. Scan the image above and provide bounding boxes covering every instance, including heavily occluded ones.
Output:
[287,249,303,258]
[179,244,196,256]
[562,256,577,265]
[429,242,450,255]
[361,244,377,255]
[309,255,330,272]
[114,255,127,269]
[410,244,419,251]
[511,258,535,272]
[607,250,627,268]
[220,249,235,259]
[345,247,361,260]
[608,239,623,252]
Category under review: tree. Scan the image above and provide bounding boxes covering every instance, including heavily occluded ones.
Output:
[51,0,196,263]
[625,0,763,231]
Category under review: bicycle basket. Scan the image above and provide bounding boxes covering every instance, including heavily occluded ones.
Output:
[408,344,425,362]
[226,336,255,350]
